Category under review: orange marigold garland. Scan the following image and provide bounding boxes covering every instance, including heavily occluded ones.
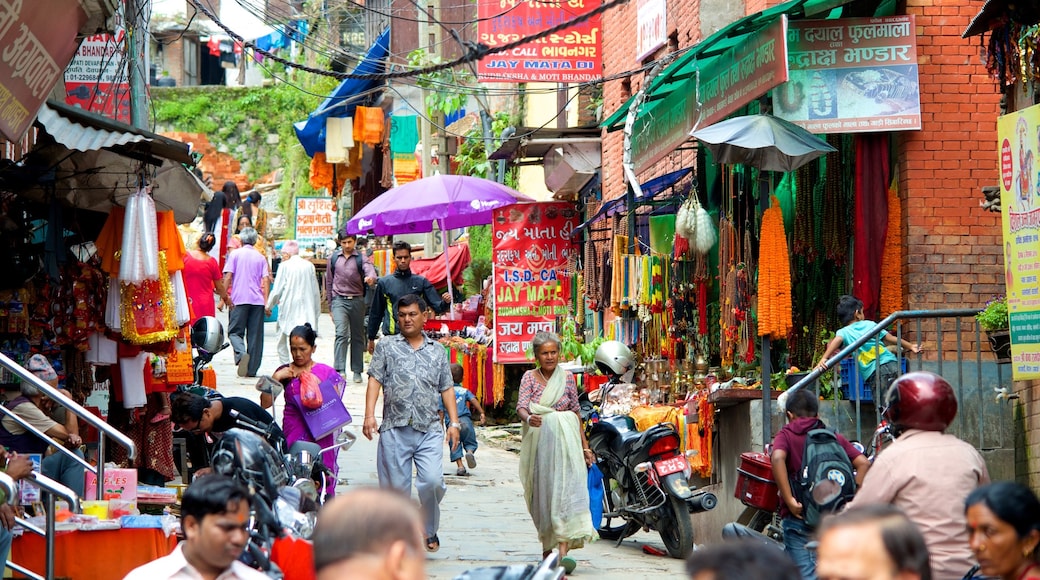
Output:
[757,196,793,339]
[879,179,903,317]
[308,152,349,193]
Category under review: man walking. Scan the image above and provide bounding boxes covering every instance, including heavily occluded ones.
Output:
[367,241,451,354]
[363,294,460,553]
[223,227,270,377]
[267,240,321,366]
[327,232,377,383]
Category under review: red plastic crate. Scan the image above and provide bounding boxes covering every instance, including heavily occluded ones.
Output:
[735,451,779,512]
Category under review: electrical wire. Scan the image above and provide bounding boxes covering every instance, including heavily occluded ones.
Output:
[188,0,630,80]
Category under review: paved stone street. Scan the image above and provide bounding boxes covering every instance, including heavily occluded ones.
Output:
[207,310,689,578]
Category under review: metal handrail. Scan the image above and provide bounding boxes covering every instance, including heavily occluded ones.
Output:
[787,308,981,394]
[0,352,135,500]
[6,472,79,580]
[0,405,94,473]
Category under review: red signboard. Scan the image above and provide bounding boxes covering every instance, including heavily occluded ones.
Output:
[476,0,602,83]
[492,202,579,363]
[0,0,86,141]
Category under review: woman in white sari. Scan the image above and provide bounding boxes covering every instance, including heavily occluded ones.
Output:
[517,332,596,574]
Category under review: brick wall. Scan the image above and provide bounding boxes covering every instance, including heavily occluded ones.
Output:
[900,0,1002,351]
[161,131,249,191]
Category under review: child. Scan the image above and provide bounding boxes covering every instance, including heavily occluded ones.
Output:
[816,295,922,399]
[772,389,870,580]
[441,363,486,476]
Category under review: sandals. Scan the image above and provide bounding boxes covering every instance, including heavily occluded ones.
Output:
[465,451,476,469]
[425,534,440,552]
[560,555,577,574]
[456,467,470,476]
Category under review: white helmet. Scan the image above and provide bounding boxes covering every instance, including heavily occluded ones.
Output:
[191,316,224,355]
[595,341,635,380]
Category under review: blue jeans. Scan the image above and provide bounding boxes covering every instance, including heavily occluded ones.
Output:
[783,516,817,580]
[43,448,86,497]
[446,415,477,462]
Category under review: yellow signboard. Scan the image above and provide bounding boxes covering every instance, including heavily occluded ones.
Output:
[997,103,1040,380]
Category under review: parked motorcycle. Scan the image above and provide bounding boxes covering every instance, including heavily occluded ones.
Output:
[189,316,229,386]
[453,550,565,580]
[581,341,718,559]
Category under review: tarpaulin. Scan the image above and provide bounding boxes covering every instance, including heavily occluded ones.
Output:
[411,244,471,290]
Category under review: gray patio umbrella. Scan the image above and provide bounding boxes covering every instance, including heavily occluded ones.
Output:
[691,114,835,448]
[691,114,836,172]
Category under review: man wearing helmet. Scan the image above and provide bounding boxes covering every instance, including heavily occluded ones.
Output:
[846,371,989,580]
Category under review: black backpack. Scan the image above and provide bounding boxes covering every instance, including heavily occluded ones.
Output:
[793,427,857,528]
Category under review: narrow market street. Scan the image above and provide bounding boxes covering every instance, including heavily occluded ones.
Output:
[209,311,688,579]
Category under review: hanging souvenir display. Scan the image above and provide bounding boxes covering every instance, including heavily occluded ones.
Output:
[120,251,178,345]
[118,188,160,284]
[757,196,793,340]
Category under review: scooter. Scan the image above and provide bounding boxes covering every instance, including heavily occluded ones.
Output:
[583,341,718,559]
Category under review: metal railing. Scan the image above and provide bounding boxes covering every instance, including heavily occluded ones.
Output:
[0,352,135,580]
[786,308,1001,444]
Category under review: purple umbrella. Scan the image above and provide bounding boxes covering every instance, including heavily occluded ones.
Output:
[346,174,533,302]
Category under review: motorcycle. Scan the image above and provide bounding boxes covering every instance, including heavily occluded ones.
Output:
[581,341,718,559]
[453,550,565,580]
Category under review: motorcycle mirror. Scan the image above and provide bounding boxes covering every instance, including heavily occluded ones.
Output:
[255,376,284,399]
[319,430,357,455]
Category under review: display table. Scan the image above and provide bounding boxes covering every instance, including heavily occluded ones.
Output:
[11,528,176,579]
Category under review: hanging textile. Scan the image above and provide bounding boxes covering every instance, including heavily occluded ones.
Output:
[120,252,179,345]
[119,188,160,283]
[389,115,420,153]
[309,152,349,193]
[852,133,890,320]
[325,117,354,164]
[353,107,384,145]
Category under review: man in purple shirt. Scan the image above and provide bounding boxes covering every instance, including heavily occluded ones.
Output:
[327,232,377,383]
[222,227,270,377]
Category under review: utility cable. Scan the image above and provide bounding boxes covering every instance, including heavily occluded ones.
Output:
[188,0,630,80]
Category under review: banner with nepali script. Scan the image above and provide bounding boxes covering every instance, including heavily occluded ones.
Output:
[0,0,86,141]
[492,202,579,363]
[774,15,920,134]
[476,0,602,83]
[295,197,337,246]
[996,104,1040,381]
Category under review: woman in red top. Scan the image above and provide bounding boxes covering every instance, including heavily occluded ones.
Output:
[183,233,229,324]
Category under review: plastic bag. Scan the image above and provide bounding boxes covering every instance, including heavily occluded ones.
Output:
[588,463,604,528]
[299,370,323,409]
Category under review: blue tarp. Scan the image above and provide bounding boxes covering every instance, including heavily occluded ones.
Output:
[571,166,693,236]
[293,28,390,157]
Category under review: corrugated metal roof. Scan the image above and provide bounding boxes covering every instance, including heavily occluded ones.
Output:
[36,104,149,153]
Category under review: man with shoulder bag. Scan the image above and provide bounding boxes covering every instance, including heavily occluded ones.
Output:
[327,232,377,384]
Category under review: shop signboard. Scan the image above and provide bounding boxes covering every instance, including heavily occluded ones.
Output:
[996,103,1040,381]
[295,197,337,247]
[64,27,131,124]
[774,15,921,133]
[632,16,788,174]
[0,0,86,141]
[636,0,666,62]
[492,202,578,363]
[476,0,602,83]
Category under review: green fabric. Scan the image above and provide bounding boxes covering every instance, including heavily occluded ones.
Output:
[389,116,419,154]
[518,367,596,552]
[649,214,676,255]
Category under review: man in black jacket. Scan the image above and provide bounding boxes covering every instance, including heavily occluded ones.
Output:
[171,392,284,476]
[367,241,450,354]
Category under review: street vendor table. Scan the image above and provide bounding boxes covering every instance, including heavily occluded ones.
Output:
[11,528,176,579]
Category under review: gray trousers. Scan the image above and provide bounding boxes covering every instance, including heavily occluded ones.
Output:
[331,296,366,375]
[376,425,446,538]
[228,304,264,376]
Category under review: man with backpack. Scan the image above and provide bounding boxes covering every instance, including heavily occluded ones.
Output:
[327,232,378,383]
[772,388,871,580]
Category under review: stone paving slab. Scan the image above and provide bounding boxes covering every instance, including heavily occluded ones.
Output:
[207,311,688,579]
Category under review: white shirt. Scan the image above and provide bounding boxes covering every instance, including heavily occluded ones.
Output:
[122,544,269,580]
[266,254,321,336]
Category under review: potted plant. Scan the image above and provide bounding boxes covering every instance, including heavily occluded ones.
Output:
[977,296,1011,362]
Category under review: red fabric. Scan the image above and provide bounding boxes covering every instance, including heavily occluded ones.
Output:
[11,529,176,580]
[183,252,222,325]
[410,244,472,289]
[853,134,890,321]
[272,536,316,580]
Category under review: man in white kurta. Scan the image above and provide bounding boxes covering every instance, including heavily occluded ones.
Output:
[266,240,321,364]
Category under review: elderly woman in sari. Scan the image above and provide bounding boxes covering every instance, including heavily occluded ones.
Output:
[515,331,596,574]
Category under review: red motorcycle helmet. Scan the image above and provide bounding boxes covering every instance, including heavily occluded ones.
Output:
[882,371,958,433]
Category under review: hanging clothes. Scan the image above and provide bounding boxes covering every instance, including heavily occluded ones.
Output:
[852,133,890,321]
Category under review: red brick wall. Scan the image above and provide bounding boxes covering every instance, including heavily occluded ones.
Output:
[161,131,249,191]
[900,0,1002,328]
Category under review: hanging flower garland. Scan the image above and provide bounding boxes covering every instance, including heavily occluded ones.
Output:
[879,179,903,317]
[757,196,793,339]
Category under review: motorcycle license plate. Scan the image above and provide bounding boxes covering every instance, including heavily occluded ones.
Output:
[655,456,688,476]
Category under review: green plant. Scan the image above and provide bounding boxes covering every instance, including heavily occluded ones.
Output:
[525,315,603,367]
[976,295,1009,332]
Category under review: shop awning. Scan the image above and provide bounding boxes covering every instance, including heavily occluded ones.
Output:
[17,101,206,223]
[294,28,390,157]
[962,0,1040,37]
[601,0,862,135]
[571,166,693,237]
[488,126,601,163]
[410,243,472,289]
